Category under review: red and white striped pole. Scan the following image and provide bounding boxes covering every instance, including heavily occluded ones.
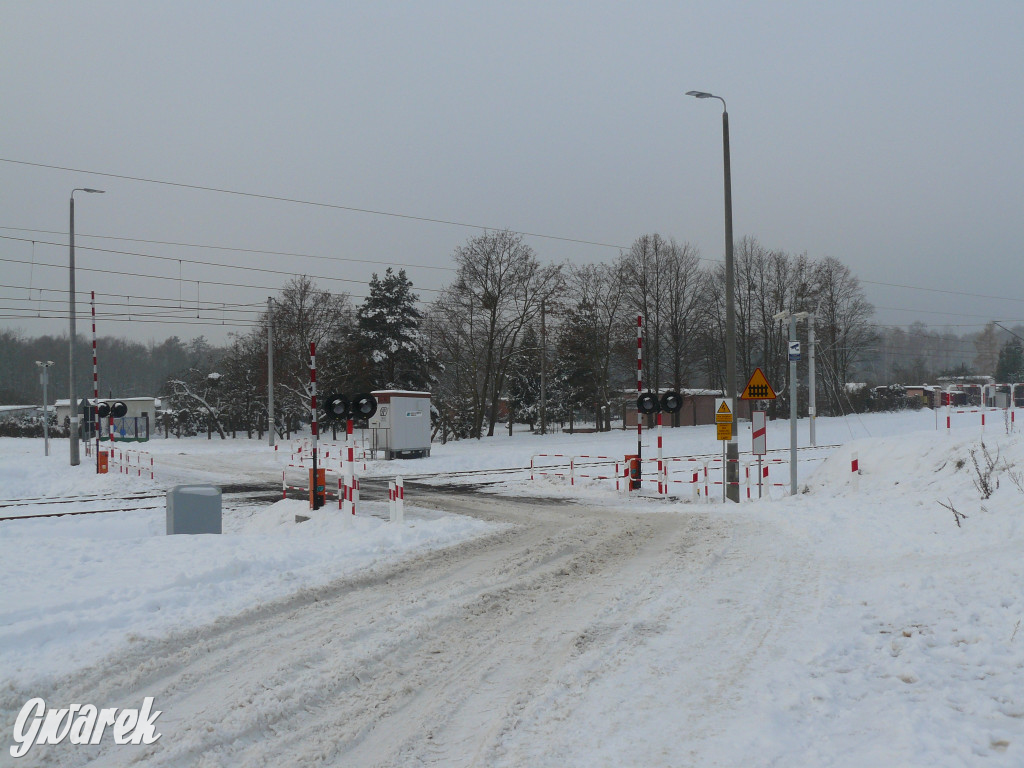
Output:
[309,342,321,510]
[91,292,101,470]
[344,417,355,514]
[636,314,643,491]
[397,475,404,523]
[657,411,663,494]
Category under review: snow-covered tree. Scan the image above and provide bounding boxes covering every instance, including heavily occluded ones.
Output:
[996,338,1024,383]
[506,325,542,430]
[351,268,433,392]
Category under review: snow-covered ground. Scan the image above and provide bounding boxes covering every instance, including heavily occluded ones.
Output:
[2,408,1024,765]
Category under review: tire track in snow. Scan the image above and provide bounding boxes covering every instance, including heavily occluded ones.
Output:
[2,494,782,768]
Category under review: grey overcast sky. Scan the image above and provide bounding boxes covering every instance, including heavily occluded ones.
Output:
[1,0,1022,345]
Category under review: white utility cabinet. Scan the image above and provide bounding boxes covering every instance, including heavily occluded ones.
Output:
[368,390,431,459]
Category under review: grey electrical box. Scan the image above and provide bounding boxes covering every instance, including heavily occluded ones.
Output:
[368,390,432,459]
[166,485,222,535]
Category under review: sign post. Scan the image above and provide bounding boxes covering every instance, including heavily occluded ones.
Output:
[715,398,733,501]
[752,410,766,498]
[740,369,776,501]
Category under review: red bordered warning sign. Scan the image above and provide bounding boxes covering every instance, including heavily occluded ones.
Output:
[740,367,777,400]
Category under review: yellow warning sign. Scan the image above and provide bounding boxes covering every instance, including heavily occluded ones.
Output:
[740,367,777,400]
[714,398,733,423]
[717,422,732,440]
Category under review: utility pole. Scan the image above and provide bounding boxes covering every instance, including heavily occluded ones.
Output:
[775,310,809,494]
[808,314,817,446]
[540,299,547,435]
[36,361,54,456]
[267,297,275,447]
[68,188,105,466]
[789,314,798,495]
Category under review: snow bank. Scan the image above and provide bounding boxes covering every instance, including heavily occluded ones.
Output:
[0,440,496,687]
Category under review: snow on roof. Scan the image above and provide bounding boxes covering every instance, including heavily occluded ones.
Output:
[55,397,159,406]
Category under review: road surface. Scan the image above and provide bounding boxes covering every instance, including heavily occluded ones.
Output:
[4,487,812,767]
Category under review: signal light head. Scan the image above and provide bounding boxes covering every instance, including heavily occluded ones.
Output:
[637,391,660,414]
[660,391,683,414]
[322,394,350,421]
[110,401,128,418]
[97,402,111,418]
[351,393,378,420]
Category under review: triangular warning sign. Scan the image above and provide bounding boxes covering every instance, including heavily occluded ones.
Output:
[716,401,731,415]
[740,367,777,400]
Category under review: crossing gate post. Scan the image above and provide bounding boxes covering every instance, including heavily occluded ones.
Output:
[397,476,405,523]
[657,411,663,495]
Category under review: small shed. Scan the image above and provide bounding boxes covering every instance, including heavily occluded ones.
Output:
[368,390,432,459]
[55,396,159,424]
[621,389,754,428]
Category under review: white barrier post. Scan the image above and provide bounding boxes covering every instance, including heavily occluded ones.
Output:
[851,451,860,492]
[397,475,405,523]
[389,480,396,522]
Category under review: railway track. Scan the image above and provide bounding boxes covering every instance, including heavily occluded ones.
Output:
[0,444,841,521]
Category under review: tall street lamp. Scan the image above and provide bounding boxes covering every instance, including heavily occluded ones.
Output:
[687,90,739,501]
[68,187,105,466]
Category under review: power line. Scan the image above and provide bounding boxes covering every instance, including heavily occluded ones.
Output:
[0,294,265,315]
[0,312,261,329]
[0,281,367,306]
[0,235,445,294]
[0,225,457,273]
[0,157,631,251]
[0,256,378,300]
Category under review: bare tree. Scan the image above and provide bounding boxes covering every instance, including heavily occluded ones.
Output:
[812,257,876,414]
[620,234,675,391]
[660,241,707,422]
[566,261,632,429]
[432,230,562,438]
[269,276,353,428]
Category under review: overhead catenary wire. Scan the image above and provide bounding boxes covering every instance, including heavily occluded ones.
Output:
[0,225,458,273]
[0,236,446,294]
[0,157,632,251]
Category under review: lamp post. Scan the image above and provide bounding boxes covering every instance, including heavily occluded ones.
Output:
[68,187,105,466]
[35,360,54,456]
[687,90,739,501]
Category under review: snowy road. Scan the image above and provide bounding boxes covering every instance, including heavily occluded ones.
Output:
[4,488,817,767]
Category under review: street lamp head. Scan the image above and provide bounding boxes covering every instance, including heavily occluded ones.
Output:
[72,188,106,195]
[687,90,727,111]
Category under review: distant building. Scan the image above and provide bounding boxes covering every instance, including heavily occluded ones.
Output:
[621,389,755,428]
[54,396,160,424]
[0,405,39,420]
